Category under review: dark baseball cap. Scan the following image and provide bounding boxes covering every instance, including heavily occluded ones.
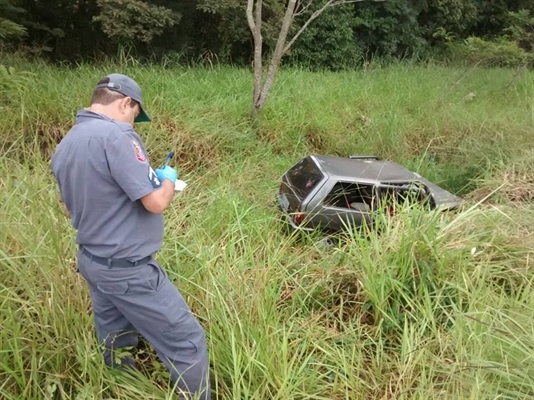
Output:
[95,73,151,123]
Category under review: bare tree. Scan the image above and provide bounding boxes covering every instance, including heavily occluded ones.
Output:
[247,0,378,116]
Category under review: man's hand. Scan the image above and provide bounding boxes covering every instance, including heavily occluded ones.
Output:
[155,166,177,184]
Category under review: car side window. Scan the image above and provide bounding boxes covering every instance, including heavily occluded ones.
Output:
[323,182,375,210]
[378,184,430,208]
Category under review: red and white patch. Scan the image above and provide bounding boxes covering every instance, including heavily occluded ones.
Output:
[132,140,146,163]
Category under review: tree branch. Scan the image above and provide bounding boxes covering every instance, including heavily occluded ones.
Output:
[246,0,255,32]
[294,0,313,17]
[256,0,298,108]
[284,0,377,54]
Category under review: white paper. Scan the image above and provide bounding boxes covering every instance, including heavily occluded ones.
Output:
[174,180,187,191]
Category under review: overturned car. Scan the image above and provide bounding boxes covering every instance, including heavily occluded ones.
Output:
[276,154,461,234]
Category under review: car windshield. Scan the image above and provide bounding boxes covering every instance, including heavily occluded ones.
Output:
[286,157,324,198]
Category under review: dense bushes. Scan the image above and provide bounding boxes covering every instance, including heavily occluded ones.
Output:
[0,0,533,69]
[445,36,532,68]
[443,10,534,68]
[286,4,363,70]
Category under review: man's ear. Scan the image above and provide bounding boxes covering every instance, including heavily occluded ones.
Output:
[121,96,132,110]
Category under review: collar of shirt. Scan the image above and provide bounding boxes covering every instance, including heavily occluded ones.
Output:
[75,109,133,131]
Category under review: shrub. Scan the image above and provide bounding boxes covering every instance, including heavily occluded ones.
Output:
[445,36,532,67]
[505,9,534,52]
[0,64,34,106]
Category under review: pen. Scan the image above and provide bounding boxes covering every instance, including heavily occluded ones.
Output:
[162,151,174,168]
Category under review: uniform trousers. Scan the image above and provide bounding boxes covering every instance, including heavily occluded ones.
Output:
[77,247,210,399]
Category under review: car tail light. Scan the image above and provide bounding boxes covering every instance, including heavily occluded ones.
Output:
[294,213,306,225]
[293,205,306,225]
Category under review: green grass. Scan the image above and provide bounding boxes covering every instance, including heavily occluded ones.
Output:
[1,57,534,399]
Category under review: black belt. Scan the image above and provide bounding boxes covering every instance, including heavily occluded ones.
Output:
[82,247,151,268]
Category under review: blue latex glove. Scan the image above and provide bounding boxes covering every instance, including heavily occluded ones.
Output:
[155,166,177,184]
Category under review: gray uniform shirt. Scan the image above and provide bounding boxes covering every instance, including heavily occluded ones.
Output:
[51,110,164,260]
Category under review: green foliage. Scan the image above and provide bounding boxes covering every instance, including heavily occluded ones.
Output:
[0,18,26,41]
[197,0,288,62]
[288,3,363,70]
[419,0,478,43]
[2,0,534,67]
[0,64,34,106]
[446,36,531,68]
[470,0,525,38]
[505,9,534,52]
[199,0,287,46]
[0,0,26,42]
[353,0,427,58]
[18,0,104,58]
[196,0,251,62]
[93,0,180,43]
[444,9,534,68]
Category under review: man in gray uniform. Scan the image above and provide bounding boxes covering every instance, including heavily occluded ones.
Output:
[51,73,210,399]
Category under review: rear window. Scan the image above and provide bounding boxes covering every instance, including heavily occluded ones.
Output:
[286,157,324,198]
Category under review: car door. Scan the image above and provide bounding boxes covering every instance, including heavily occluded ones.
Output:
[314,181,375,232]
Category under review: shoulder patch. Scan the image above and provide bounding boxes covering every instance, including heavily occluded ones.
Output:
[132,140,147,163]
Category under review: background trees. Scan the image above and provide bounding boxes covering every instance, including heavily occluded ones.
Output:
[0,0,532,68]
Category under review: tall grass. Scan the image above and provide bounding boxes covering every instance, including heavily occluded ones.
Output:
[1,58,533,399]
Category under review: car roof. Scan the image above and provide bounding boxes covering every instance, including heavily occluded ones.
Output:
[311,155,418,183]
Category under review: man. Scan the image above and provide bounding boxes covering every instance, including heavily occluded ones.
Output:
[51,73,210,399]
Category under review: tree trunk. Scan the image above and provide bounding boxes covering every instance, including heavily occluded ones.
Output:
[247,0,263,116]
[253,0,297,115]
[247,0,377,117]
